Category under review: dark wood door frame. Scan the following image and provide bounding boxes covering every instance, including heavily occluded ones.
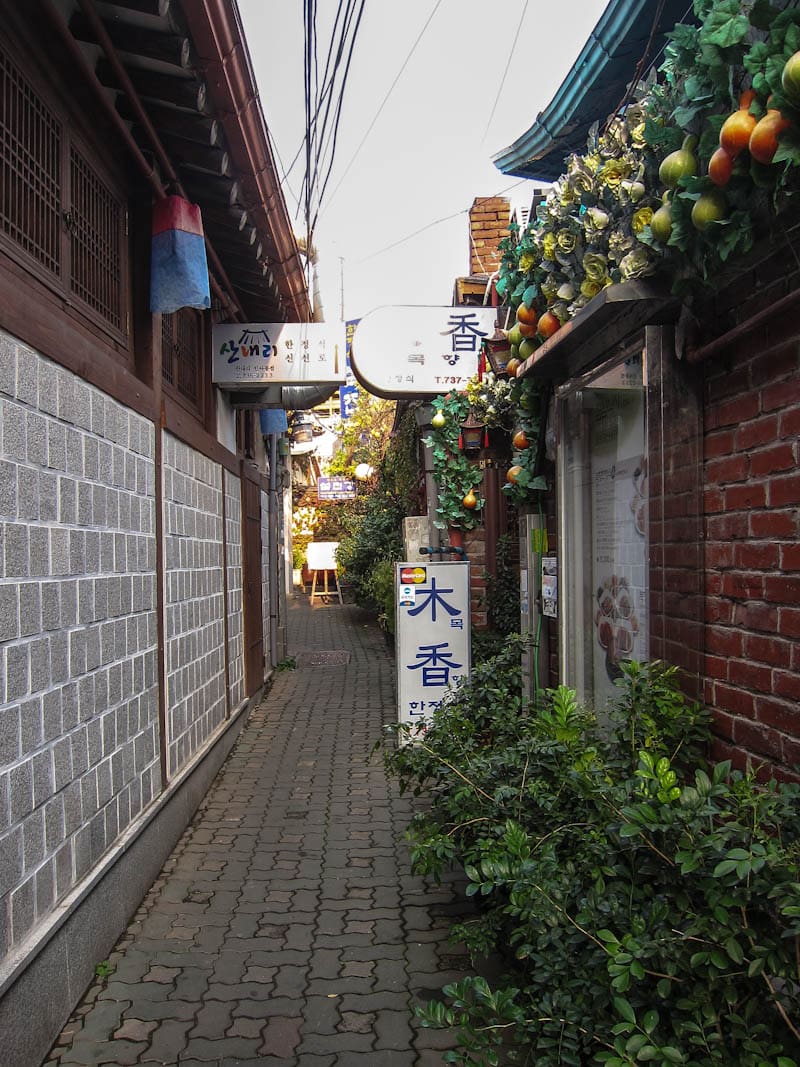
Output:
[241,464,265,695]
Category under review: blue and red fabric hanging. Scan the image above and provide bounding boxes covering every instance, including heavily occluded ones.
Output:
[150,196,211,313]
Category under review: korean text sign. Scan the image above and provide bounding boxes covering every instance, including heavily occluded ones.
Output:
[212,322,346,388]
[395,562,471,733]
[351,306,497,398]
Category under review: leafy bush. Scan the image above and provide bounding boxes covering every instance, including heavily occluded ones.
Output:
[335,488,404,610]
[381,658,800,1067]
[367,558,396,634]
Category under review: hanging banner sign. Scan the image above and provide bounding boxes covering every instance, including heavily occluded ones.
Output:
[351,306,498,398]
[317,477,357,501]
[340,319,360,419]
[396,561,471,735]
[212,322,346,388]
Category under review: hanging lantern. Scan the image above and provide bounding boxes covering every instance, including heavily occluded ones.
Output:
[483,326,512,377]
[459,409,485,453]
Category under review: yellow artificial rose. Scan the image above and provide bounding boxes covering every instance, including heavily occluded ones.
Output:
[542,233,557,261]
[599,159,631,189]
[556,230,577,254]
[583,252,609,284]
[580,279,603,299]
[632,207,654,234]
[519,252,536,272]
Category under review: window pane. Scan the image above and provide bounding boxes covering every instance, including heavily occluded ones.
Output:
[560,353,648,707]
[69,148,123,330]
[162,308,201,408]
[0,48,61,274]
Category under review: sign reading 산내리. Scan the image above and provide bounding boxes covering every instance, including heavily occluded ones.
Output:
[212,323,346,388]
[350,306,498,398]
[395,561,471,734]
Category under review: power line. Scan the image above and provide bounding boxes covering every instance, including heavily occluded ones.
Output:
[356,179,529,264]
[320,0,445,219]
[479,0,530,147]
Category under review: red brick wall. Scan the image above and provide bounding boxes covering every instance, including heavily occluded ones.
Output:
[702,316,800,779]
[468,197,510,276]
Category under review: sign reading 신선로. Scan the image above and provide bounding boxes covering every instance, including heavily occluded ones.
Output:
[350,306,498,398]
[212,323,346,388]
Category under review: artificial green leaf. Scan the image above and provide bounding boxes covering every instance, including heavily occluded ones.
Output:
[642,1009,659,1035]
[613,996,636,1024]
[522,285,537,308]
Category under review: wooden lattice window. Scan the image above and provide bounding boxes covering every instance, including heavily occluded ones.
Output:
[0,47,62,276]
[0,44,128,343]
[69,148,124,331]
[162,307,202,410]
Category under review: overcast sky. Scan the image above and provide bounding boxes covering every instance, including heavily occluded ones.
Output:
[238,0,609,322]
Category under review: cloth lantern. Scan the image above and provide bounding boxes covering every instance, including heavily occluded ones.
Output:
[150,196,211,314]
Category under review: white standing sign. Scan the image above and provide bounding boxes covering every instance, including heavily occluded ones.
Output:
[351,306,498,398]
[212,322,346,388]
[396,561,471,732]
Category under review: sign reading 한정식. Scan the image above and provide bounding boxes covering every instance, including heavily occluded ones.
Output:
[212,323,346,388]
[395,561,471,734]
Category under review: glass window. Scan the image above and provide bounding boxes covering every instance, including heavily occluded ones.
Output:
[558,349,648,707]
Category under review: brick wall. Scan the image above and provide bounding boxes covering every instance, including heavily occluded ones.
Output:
[702,315,800,778]
[162,437,227,777]
[0,333,160,954]
[468,197,510,276]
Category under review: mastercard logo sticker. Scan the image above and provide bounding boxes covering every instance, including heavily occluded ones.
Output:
[400,567,427,584]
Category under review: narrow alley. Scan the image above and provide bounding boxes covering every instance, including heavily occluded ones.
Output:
[43,597,475,1067]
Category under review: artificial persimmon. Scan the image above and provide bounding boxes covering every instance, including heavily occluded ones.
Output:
[512,429,529,450]
[505,357,521,377]
[537,310,561,339]
[516,303,538,326]
[506,465,522,484]
[749,108,791,164]
[518,321,537,338]
[719,89,757,158]
[708,146,734,186]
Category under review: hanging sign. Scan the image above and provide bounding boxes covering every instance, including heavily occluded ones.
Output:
[395,561,471,734]
[351,306,498,398]
[212,323,346,388]
[317,477,357,501]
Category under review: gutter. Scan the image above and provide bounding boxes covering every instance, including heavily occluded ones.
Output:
[186,0,313,323]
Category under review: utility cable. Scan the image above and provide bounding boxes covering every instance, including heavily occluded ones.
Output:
[320,0,445,218]
[479,0,530,147]
[356,178,528,264]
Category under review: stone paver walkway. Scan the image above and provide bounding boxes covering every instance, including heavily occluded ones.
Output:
[45,596,477,1066]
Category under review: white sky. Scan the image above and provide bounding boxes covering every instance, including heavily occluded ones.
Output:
[238,0,609,322]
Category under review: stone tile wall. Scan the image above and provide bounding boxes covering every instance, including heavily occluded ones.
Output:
[162,436,226,777]
[224,470,244,710]
[261,488,271,664]
[0,333,160,956]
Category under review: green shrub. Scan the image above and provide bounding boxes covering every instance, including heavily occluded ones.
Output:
[381,659,800,1067]
[367,558,396,634]
[335,489,404,609]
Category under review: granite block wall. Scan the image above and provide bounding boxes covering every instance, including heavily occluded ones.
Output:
[261,488,271,665]
[162,436,226,777]
[0,333,160,956]
[224,469,244,710]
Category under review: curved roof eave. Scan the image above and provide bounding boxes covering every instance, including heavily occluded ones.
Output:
[492,0,691,182]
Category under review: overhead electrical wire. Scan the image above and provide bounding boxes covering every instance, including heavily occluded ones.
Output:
[356,179,529,264]
[318,0,445,220]
[479,0,530,147]
[299,0,368,259]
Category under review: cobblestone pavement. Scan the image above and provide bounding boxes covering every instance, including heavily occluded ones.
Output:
[45,596,480,1066]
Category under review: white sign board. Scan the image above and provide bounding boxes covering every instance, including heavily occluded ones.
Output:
[212,323,346,388]
[351,306,498,398]
[396,561,471,733]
